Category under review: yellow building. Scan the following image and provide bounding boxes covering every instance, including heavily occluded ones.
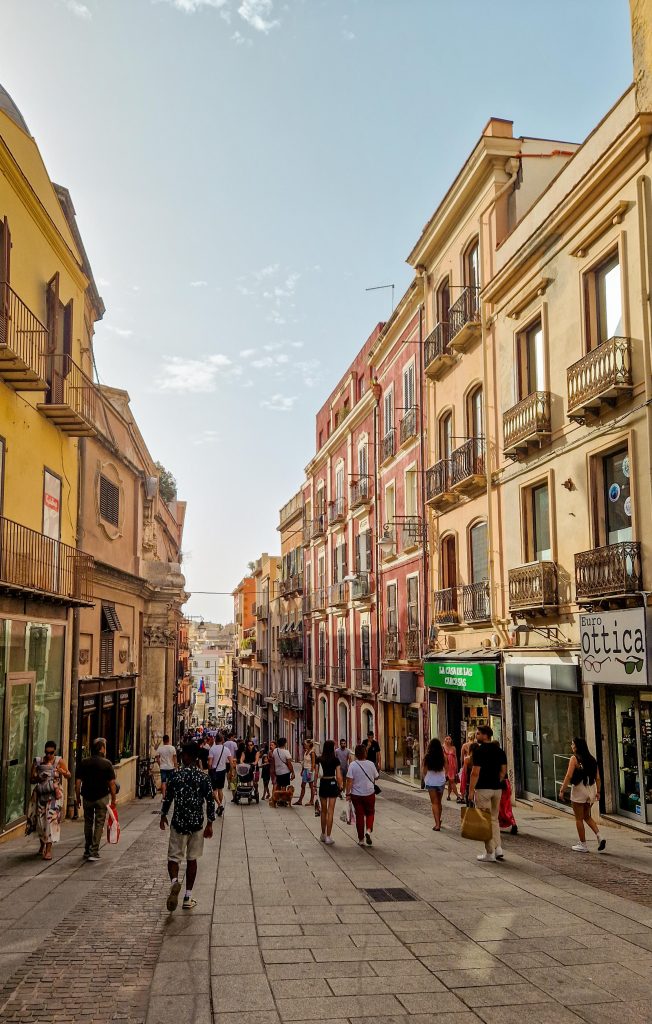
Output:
[0,84,102,835]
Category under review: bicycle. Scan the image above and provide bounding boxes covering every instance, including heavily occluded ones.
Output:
[136,757,157,799]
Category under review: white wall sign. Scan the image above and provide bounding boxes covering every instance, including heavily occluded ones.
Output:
[579,608,648,685]
[43,470,61,540]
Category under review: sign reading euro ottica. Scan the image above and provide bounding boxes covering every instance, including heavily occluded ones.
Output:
[579,608,649,686]
[424,661,497,695]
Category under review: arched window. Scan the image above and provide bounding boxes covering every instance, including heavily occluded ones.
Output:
[467,386,483,438]
[436,276,450,325]
[338,702,348,743]
[439,411,453,461]
[465,239,480,291]
[441,535,457,591]
[470,522,488,583]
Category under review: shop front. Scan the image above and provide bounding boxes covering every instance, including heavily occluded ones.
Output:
[379,670,420,776]
[423,653,501,756]
[78,678,136,766]
[505,654,582,804]
[581,607,652,825]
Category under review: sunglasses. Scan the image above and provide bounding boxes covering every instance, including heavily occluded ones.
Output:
[616,657,644,674]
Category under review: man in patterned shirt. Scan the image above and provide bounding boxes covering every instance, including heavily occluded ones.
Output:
[160,741,215,911]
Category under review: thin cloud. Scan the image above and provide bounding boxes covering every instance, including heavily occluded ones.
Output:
[238,0,279,33]
[104,325,134,339]
[232,30,253,46]
[190,280,208,287]
[239,348,257,358]
[192,429,220,446]
[154,353,232,393]
[62,0,91,18]
[164,0,228,11]
[260,393,297,413]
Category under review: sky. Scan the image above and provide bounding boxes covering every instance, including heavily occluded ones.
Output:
[3,0,634,623]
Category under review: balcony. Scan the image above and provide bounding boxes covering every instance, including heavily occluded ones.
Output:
[328,581,348,607]
[451,438,486,496]
[310,587,327,613]
[331,665,347,689]
[399,406,418,447]
[280,573,303,597]
[401,516,422,552]
[303,659,312,683]
[509,561,559,614]
[353,667,372,691]
[239,643,255,659]
[311,512,327,541]
[279,635,303,659]
[384,630,399,661]
[567,337,632,424]
[381,428,396,464]
[350,478,371,510]
[256,602,269,620]
[302,520,313,546]
[433,587,460,625]
[503,391,552,459]
[0,514,93,605]
[317,660,327,685]
[448,286,481,352]
[405,628,421,661]
[575,541,642,602]
[350,572,372,602]
[37,354,99,436]
[328,497,347,526]
[424,321,454,380]
[461,581,491,623]
[258,648,268,665]
[426,460,459,512]
[0,284,48,390]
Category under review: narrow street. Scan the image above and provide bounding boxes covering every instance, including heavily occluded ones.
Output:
[1,782,652,1024]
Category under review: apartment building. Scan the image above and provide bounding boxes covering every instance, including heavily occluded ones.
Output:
[303,330,381,750]
[274,495,304,755]
[253,552,280,743]
[232,575,256,738]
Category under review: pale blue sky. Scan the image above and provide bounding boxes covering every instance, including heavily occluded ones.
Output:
[4,0,633,622]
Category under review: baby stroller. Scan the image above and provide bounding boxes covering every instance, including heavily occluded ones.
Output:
[233,763,259,805]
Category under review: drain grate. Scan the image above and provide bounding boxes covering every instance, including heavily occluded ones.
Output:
[362,887,417,903]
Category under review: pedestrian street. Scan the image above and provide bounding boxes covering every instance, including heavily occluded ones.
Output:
[2,780,652,1024]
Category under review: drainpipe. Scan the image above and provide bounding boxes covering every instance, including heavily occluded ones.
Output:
[67,436,85,819]
[417,300,429,744]
[372,386,382,733]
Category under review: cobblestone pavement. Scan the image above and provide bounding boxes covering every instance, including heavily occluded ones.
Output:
[2,786,652,1023]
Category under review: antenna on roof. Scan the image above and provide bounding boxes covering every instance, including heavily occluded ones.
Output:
[365,283,395,314]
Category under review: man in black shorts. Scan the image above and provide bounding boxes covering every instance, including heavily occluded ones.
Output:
[208,733,230,816]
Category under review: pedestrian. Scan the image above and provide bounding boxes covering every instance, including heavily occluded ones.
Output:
[208,732,230,816]
[335,738,353,791]
[224,732,238,760]
[458,730,476,804]
[317,740,343,844]
[294,738,316,806]
[197,734,211,771]
[346,743,379,847]
[366,731,381,770]
[160,741,215,912]
[75,737,117,862]
[443,735,461,802]
[240,738,260,788]
[260,743,271,800]
[468,725,507,863]
[155,734,178,800]
[421,738,446,831]
[559,737,605,853]
[29,740,71,860]
[270,736,295,805]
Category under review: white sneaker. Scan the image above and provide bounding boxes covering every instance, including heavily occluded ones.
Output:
[572,842,589,853]
[324,836,334,845]
[358,839,365,846]
[495,847,505,861]
[477,852,496,862]
[320,834,326,842]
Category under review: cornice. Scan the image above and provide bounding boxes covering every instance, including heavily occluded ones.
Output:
[368,283,420,366]
[305,389,376,475]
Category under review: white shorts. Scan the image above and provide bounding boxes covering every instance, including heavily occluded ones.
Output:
[167,826,204,863]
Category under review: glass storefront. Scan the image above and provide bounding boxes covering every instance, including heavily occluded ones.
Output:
[516,690,583,803]
[383,703,420,774]
[611,691,652,822]
[78,684,135,765]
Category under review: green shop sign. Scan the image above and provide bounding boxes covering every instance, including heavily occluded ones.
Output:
[424,661,497,695]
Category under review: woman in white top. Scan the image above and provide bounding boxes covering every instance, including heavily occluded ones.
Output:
[421,738,446,831]
[271,738,294,790]
[345,743,379,846]
[294,739,316,806]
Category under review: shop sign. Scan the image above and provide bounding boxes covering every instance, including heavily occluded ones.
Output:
[579,608,649,686]
[102,694,115,708]
[119,691,131,704]
[82,697,97,711]
[424,661,497,695]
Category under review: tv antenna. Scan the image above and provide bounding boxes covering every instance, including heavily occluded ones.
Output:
[366,283,395,314]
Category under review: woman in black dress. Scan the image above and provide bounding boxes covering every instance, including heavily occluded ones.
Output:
[317,740,343,845]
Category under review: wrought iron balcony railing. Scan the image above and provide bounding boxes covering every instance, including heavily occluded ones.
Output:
[328,581,348,607]
[37,353,99,436]
[317,660,327,683]
[303,659,312,683]
[310,587,327,612]
[384,629,399,661]
[451,437,486,494]
[311,512,327,539]
[256,602,269,620]
[424,321,454,380]
[258,648,268,664]
[328,497,347,525]
[350,572,372,601]
[331,664,347,688]
[433,587,460,625]
[280,573,303,597]
[401,516,422,552]
[405,627,421,660]
[425,459,459,511]
[279,635,303,659]
[302,520,313,546]
[448,286,481,351]
[350,478,371,509]
[567,337,632,423]
[503,391,552,458]
[381,428,395,463]
[399,406,418,446]
[461,581,491,623]
[353,667,372,691]
[0,283,48,390]
[0,514,94,605]
[575,541,642,601]
[509,561,559,613]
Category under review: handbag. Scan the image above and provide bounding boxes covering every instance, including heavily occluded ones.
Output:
[359,762,381,795]
[460,804,492,842]
[106,804,121,844]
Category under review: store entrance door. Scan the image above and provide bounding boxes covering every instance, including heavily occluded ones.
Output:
[1,673,35,831]
[612,692,652,822]
[517,690,582,804]
[521,692,541,797]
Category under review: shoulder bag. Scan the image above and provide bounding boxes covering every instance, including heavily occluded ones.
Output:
[358,762,381,795]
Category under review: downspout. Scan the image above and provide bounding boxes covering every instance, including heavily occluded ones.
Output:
[67,436,85,819]
[635,170,652,537]
[417,300,429,740]
[372,387,382,727]
[478,160,520,645]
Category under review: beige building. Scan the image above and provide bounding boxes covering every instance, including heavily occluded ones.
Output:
[275,492,305,757]
[253,552,280,744]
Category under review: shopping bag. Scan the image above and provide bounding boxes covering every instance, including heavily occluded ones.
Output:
[106,804,121,844]
[460,804,492,842]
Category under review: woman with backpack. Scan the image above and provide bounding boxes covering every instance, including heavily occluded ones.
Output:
[559,737,606,853]
[421,738,446,831]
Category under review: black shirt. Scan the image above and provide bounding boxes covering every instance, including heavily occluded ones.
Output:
[161,766,216,834]
[367,740,381,766]
[197,746,210,770]
[77,755,115,801]
[472,742,507,790]
[318,755,340,778]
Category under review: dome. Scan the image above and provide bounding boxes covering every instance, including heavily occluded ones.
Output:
[0,85,29,134]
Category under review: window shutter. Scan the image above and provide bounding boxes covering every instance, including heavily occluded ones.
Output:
[99,475,120,527]
[0,216,10,286]
[355,535,361,574]
[100,632,114,675]
[365,530,372,572]
[384,392,392,432]
[63,300,73,361]
[361,624,370,667]
[46,273,60,355]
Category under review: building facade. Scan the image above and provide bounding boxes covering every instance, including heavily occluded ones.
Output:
[232,575,256,738]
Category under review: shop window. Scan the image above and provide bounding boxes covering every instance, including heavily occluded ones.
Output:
[592,445,631,546]
[99,475,120,527]
[523,482,551,561]
[584,251,623,350]
[28,623,65,757]
[517,319,545,400]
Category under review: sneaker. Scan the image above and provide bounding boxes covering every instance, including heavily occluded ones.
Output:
[87,855,100,862]
[320,833,326,842]
[477,853,496,862]
[324,837,334,845]
[495,848,505,861]
[358,839,365,846]
[572,842,589,853]
[82,850,90,859]
[217,805,224,817]
[166,880,181,912]
[182,897,197,910]
[598,838,606,852]
[365,832,373,846]
[510,824,518,835]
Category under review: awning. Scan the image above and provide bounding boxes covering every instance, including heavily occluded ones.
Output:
[424,649,501,664]
[101,603,122,632]
[281,623,289,634]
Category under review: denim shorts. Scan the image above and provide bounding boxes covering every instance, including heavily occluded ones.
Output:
[160,769,174,784]
[426,784,445,794]
[301,768,314,784]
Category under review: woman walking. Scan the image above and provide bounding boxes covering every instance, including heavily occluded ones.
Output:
[294,739,316,806]
[30,741,71,860]
[422,739,446,830]
[346,743,379,847]
[260,743,271,800]
[458,730,476,805]
[317,740,343,844]
[559,737,606,853]
[443,736,460,802]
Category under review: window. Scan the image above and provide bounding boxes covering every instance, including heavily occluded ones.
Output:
[403,361,415,411]
[0,436,5,515]
[518,319,545,399]
[100,475,120,527]
[318,627,326,680]
[407,576,419,630]
[337,625,346,669]
[361,623,370,668]
[358,442,368,480]
[384,388,393,435]
[468,386,483,438]
[436,277,450,324]
[465,239,480,291]
[470,522,488,582]
[439,411,453,460]
[524,483,552,561]
[585,251,623,349]
[594,446,631,545]
[386,583,397,631]
[333,540,347,583]
[100,633,114,675]
[355,529,372,573]
[441,535,457,590]
[385,482,395,529]
[335,464,344,501]
[358,376,365,399]
[405,468,418,519]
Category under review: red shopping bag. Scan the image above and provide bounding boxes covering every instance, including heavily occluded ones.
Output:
[106,804,121,844]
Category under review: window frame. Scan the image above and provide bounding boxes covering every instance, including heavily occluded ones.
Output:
[469,520,489,583]
[589,439,633,548]
[516,314,547,401]
[384,385,394,436]
[466,384,484,439]
[386,581,398,632]
[520,473,556,563]
[581,240,627,353]
[406,574,419,630]
[438,409,453,461]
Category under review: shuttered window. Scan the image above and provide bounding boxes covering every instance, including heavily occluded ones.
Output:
[361,624,370,667]
[407,577,419,629]
[100,475,120,527]
[100,632,114,675]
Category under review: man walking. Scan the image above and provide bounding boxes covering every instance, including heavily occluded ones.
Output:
[160,741,215,911]
[366,731,381,771]
[335,738,353,792]
[468,725,507,863]
[75,737,117,862]
[208,732,230,816]
[155,734,177,800]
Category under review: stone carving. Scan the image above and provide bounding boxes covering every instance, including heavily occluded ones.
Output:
[79,649,90,665]
[143,625,175,647]
[119,649,128,663]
